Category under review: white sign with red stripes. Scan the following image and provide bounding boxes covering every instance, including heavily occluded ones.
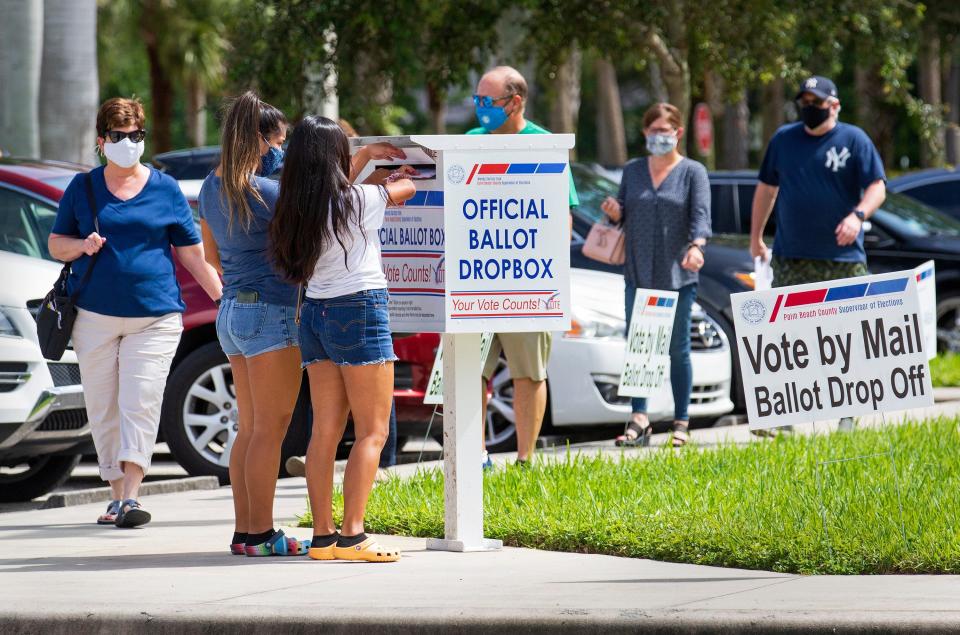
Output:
[618,289,678,398]
[732,269,933,430]
[441,150,572,333]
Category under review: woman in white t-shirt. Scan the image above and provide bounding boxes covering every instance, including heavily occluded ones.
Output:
[270,116,415,563]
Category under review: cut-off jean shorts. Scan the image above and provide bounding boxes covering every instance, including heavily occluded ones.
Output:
[299,288,398,368]
[216,296,300,358]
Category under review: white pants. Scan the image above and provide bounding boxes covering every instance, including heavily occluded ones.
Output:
[72,309,183,481]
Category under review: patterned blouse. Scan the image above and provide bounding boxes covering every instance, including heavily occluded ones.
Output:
[616,157,712,290]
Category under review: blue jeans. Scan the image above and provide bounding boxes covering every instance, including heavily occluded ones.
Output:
[625,283,696,421]
[299,289,398,367]
[216,297,299,358]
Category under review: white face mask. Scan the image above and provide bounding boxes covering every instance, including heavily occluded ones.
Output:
[102,137,144,168]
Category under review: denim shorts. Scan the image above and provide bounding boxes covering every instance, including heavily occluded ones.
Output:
[216,297,299,358]
[300,288,398,367]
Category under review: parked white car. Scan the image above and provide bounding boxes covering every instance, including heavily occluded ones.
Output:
[483,267,735,448]
[0,251,89,501]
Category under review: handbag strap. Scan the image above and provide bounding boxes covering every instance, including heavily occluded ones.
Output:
[69,172,102,302]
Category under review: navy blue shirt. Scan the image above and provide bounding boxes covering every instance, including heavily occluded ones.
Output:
[52,166,200,317]
[759,122,886,262]
[197,173,296,306]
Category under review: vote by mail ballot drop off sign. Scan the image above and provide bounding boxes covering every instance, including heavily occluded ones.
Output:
[732,270,933,430]
[442,151,572,333]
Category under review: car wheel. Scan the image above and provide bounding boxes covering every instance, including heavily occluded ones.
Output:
[161,342,310,484]
[161,342,236,483]
[0,454,81,502]
[485,355,519,453]
[936,291,960,353]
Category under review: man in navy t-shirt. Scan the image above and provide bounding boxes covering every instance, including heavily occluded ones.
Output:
[750,76,887,431]
[751,75,886,281]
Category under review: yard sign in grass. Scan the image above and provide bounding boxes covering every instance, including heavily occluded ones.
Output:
[732,269,934,431]
[618,289,678,398]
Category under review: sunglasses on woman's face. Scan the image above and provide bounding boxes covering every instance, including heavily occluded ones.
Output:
[104,129,147,143]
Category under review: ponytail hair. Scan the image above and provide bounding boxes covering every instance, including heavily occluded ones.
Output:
[218,91,286,233]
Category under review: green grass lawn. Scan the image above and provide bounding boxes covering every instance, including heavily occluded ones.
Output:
[300,418,960,574]
[931,353,960,387]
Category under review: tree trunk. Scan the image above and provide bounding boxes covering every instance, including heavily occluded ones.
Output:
[761,77,785,154]
[141,0,173,153]
[595,57,626,166]
[185,77,206,147]
[854,63,895,166]
[38,0,98,165]
[548,47,581,160]
[427,81,446,134]
[720,91,749,169]
[646,0,690,123]
[918,22,945,167]
[945,38,960,164]
[0,0,43,157]
[548,48,581,133]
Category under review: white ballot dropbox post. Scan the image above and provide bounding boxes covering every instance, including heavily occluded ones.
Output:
[351,134,574,551]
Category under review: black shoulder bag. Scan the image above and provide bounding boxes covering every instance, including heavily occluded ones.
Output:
[36,173,101,360]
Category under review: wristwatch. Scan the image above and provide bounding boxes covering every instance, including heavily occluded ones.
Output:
[853,209,866,221]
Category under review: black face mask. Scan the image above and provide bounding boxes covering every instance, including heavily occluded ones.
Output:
[800,104,831,129]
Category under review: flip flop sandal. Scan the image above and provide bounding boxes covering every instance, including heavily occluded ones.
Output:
[333,537,401,563]
[672,422,690,447]
[615,419,652,447]
[245,530,311,557]
[97,500,121,525]
[115,499,151,528]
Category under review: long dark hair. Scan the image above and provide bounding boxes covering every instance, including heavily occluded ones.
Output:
[219,91,286,233]
[270,115,363,284]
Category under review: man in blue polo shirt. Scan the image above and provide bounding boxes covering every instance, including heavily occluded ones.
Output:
[751,75,886,430]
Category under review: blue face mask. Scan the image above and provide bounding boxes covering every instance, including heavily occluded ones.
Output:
[259,142,284,176]
[476,105,508,133]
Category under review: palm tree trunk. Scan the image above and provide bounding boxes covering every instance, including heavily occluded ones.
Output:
[595,57,626,166]
[918,22,945,167]
[141,0,173,153]
[185,77,206,147]
[761,77,784,154]
[0,0,43,157]
[548,48,581,130]
[720,91,749,170]
[427,81,446,134]
[945,38,960,164]
[39,0,98,165]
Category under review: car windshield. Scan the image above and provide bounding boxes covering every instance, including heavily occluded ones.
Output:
[570,164,619,224]
[873,192,960,237]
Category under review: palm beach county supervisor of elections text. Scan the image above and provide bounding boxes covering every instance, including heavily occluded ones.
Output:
[742,314,929,417]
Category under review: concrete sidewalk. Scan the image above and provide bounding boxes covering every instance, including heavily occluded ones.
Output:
[2,479,959,634]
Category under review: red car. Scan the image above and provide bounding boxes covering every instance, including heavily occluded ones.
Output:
[0,158,439,481]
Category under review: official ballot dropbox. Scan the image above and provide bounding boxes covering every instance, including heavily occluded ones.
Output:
[351,134,574,551]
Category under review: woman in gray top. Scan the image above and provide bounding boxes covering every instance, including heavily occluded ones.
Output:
[601,103,711,447]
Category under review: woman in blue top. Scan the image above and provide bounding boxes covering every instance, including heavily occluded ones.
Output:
[198,92,309,557]
[49,97,222,528]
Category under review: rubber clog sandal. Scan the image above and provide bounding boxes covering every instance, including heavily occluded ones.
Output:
[245,530,310,557]
[97,500,120,525]
[333,537,401,563]
[115,499,151,528]
[229,543,246,555]
[308,543,336,561]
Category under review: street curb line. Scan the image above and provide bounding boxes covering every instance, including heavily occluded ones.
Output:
[40,476,219,509]
[4,608,960,635]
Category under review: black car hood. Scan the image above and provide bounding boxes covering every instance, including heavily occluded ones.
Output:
[898,234,960,259]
